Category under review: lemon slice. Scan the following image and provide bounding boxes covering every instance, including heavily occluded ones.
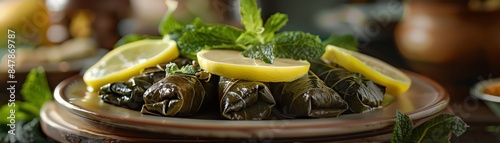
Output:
[83,39,179,91]
[322,45,411,96]
[197,50,309,82]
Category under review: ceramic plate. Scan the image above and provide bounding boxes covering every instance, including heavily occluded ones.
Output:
[53,71,449,138]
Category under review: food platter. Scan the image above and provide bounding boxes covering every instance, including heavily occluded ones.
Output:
[53,70,449,139]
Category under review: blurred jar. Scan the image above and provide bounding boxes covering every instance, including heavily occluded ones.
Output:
[395,0,500,85]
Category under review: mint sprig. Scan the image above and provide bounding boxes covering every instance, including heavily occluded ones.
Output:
[159,0,324,64]
[164,63,197,75]
[0,67,52,142]
[391,110,468,143]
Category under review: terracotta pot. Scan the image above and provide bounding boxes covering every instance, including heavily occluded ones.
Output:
[395,1,500,85]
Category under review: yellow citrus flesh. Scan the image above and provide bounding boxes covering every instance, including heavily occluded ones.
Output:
[322,45,411,96]
[197,50,310,82]
[83,39,179,91]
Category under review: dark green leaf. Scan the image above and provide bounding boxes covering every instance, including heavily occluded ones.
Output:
[270,71,348,118]
[262,13,288,41]
[141,74,205,116]
[159,13,185,35]
[114,34,161,48]
[272,31,325,61]
[410,114,468,143]
[308,60,385,113]
[241,44,275,64]
[391,110,414,143]
[240,0,263,32]
[323,34,358,51]
[20,67,52,108]
[218,77,275,120]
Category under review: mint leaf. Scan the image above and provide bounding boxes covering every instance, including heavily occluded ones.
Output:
[114,34,161,48]
[323,34,359,51]
[0,67,52,142]
[165,62,197,75]
[239,31,324,63]
[165,63,180,75]
[159,13,185,36]
[235,32,261,46]
[177,19,243,59]
[242,44,275,64]
[391,111,468,143]
[180,65,196,74]
[410,114,468,143]
[392,110,414,143]
[20,67,52,108]
[272,31,324,61]
[262,13,288,40]
[240,0,263,33]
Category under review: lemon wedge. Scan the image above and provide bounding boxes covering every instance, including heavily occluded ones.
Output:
[197,50,309,82]
[83,39,179,91]
[322,45,411,96]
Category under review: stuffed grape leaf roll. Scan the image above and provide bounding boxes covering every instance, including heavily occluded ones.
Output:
[218,77,276,120]
[98,71,166,110]
[140,73,206,116]
[310,60,385,113]
[98,58,193,111]
[271,71,348,118]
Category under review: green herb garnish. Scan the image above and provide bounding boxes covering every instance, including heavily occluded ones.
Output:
[164,63,197,75]
[0,67,52,142]
[391,110,468,143]
[160,0,324,64]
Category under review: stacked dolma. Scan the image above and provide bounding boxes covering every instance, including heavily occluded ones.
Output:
[271,71,348,118]
[218,77,276,120]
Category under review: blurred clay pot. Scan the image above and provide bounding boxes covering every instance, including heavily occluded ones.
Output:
[395,1,500,85]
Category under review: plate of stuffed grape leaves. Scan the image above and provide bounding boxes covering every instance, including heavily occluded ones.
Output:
[53,0,449,139]
[53,58,448,138]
